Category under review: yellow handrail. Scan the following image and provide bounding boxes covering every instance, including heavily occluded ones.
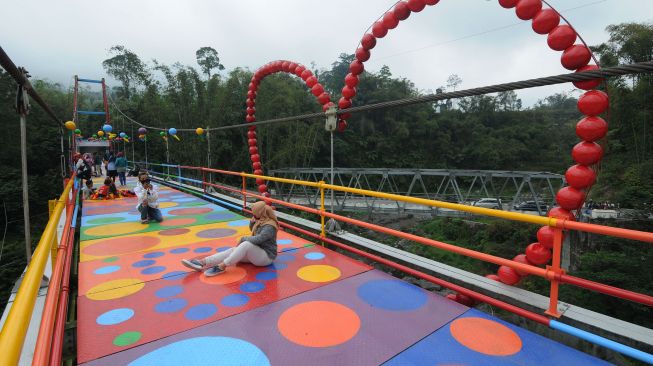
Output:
[0,179,73,366]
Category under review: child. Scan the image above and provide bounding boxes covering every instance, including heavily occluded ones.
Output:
[92,178,119,200]
[134,172,163,224]
[182,201,277,276]
[81,180,95,200]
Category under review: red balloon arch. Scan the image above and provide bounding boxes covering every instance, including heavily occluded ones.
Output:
[244,60,334,197]
[245,1,610,293]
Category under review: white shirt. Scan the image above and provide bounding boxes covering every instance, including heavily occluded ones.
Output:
[134,182,160,209]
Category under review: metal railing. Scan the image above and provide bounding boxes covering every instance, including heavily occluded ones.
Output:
[136,161,653,364]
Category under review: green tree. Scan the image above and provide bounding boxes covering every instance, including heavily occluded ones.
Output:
[196,47,225,79]
[102,45,150,99]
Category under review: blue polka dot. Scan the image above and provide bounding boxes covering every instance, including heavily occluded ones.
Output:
[155,285,184,298]
[357,279,427,311]
[155,298,188,313]
[161,271,188,281]
[94,265,120,275]
[185,304,218,321]
[255,271,277,281]
[304,252,325,260]
[96,308,134,325]
[228,219,250,227]
[216,246,231,252]
[128,337,270,366]
[220,294,249,307]
[133,259,155,268]
[169,248,189,254]
[276,254,295,262]
[283,248,300,253]
[240,282,265,293]
[143,251,165,258]
[277,239,293,245]
[141,266,166,275]
[266,262,288,270]
[194,247,212,253]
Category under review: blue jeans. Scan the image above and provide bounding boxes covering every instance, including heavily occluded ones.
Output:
[118,171,126,185]
[138,204,163,222]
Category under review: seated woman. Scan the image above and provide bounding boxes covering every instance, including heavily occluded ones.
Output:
[181,201,277,276]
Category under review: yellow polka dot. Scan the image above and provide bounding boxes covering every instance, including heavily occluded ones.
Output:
[297,265,342,283]
[85,222,145,236]
[159,201,178,208]
[86,279,144,300]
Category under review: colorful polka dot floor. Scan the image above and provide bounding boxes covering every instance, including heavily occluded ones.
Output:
[78,178,609,365]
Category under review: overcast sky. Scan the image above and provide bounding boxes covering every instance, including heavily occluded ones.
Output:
[1,0,651,106]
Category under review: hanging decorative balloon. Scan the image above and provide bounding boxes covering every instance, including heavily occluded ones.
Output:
[123,136,130,143]
[160,131,168,141]
[64,121,76,130]
[138,127,147,135]
[138,134,147,142]
[119,132,126,138]
[168,128,180,141]
[196,127,205,141]
[74,129,81,136]
[98,130,104,137]
[102,124,113,133]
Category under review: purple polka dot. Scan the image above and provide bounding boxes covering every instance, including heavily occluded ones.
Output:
[194,247,212,253]
[161,271,188,281]
[170,248,189,254]
[143,252,165,258]
[255,271,277,281]
[133,260,156,268]
[196,228,238,238]
[141,266,166,275]
[185,304,217,321]
[155,298,187,313]
[216,246,231,252]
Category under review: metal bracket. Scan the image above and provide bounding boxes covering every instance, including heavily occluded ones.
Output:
[325,106,337,132]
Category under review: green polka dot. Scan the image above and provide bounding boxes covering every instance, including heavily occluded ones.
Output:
[103,256,119,263]
[87,217,125,225]
[113,331,142,346]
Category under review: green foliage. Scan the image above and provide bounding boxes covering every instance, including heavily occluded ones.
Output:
[196,46,225,79]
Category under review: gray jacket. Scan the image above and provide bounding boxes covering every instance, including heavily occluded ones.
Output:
[240,223,277,260]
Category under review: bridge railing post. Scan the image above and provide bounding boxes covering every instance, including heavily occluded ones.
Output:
[319,181,326,245]
[241,173,247,211]
[546,227,565,317]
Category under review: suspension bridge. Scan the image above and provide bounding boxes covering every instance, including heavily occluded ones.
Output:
[1,0,653,365]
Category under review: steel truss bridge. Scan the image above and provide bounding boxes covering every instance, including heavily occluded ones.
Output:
[269,168,565,215]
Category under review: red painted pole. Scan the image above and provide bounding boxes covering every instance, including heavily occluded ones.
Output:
[48,226,76,366]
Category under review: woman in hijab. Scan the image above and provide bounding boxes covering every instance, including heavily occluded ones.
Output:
[181,201,278,276]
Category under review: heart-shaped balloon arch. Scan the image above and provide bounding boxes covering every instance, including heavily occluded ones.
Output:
[243,0,608,293]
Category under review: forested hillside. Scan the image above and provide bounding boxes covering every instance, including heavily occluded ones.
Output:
[0,22,651,318]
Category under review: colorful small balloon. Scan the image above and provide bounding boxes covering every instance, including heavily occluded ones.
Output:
[138,127,147,134]
[102,124,113,133]
[119,132,126,138]
[74,129,81,134]
[98,130,104,137]
[196,127,204,135]
[168,128,177,135]
[64,121,76,130]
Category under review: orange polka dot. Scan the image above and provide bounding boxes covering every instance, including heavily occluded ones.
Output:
[199,266,247,285]
[278,301,360,347]
[159,218,198,227]
[82,236,160,256]
[450,317,522,356]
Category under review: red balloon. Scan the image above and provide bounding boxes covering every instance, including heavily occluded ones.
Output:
[382,11,399,29]
[531,8,560,34]
[263,192,271,198]
[247,90,256,99]
[251,154,260,163]
[345,73,359,88]
[336,119,348,132]
[318,92,330,105]
[407,0,427,12]
[515,0,542,20]
[247,131,257,139]
[342,85,356,99]
[499,0,518,8]
[394,2,411,20]
[246,107,255,115]
[485,274,501,282]
[561,44,591,70]
[497,266,521,285]
[246,99,255,108]
[294,65,306,77]
[246,115,256,123]
[322,101,336,112]
[573,65,602,90]
[577,90,609,116]
[339,112,351,120]
[372,21,388,38]
[513,254,533,276]
[356,47,371,62]
[281,61,290,72]
[305,76,318,88]
[556,186,585,210]
[300,69,313,81]
[255,178,265,185]
[248,125,257,132]
[525,242,552,265]
[253,162,262,170]
[288,62,298,72]
[248,138,257,146]
[249,146,258,155]
[548,206,575,220]
[455,293,475,307]
[350,60,364,75]
[565,164,596,189]
[572,141,603,165]
[339,97,352,109]
[361,33,377,50]
[547,25,577,51]
[537,226,555,249]
[248,82,257,90]
[576,116,608,142]
[424,0,439,4]
[311,84,324,97]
